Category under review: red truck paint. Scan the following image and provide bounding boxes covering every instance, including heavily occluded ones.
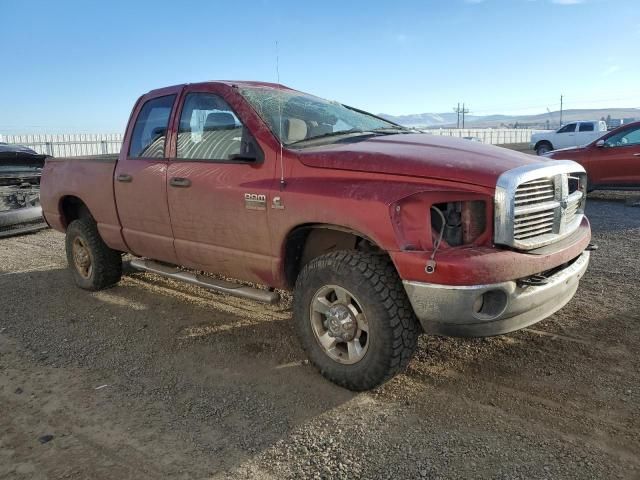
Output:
[546,120,640,190]
[40,81,592,389]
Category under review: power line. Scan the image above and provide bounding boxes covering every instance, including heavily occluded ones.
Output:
[468,93,639,115]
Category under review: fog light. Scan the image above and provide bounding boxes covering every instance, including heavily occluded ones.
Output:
[472,289,508,320]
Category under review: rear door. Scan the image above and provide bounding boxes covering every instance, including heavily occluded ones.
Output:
[555,123,578,148]
[114,88,181,263]
[576,122,596,146]
[165,85,276,283]
[587,124,640,187]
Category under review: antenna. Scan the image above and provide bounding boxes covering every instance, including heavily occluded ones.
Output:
[276,41,286,190]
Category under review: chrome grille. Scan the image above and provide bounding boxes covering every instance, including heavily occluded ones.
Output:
[494,161,587,250]
[513,178,556,240]
[514,178,555,206]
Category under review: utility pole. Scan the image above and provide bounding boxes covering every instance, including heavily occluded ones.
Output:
[461,103,470,128]
[453,103,470,128]
[559,94,563,127]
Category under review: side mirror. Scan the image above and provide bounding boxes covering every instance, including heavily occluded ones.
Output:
[229,136,265,163]
[595,139,606,148]
[229,152,260,162]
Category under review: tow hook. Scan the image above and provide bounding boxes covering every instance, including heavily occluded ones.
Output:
[586,243,598,252]
[517,274,549,287]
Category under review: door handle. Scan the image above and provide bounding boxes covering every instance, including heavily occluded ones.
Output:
[170,177,192,188]
[117,173,132,183]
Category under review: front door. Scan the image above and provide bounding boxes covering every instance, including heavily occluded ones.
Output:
[114,91,180,264]
[589,124,640,188]
[556,122,578,149]
[166,87,275,283]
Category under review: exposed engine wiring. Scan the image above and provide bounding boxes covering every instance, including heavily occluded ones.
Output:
[430,205,446,261]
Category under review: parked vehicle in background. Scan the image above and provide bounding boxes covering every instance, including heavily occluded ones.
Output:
[531,121,608,155]
[545,121,640,191]
[0,143,48,237]
[40,81,592,390]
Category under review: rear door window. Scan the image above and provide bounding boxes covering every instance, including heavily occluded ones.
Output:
[129,95,176,158]
[579,122,594,132]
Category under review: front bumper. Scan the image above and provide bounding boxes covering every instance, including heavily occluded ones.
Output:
[0,205,48,238]
[403,250,590,337]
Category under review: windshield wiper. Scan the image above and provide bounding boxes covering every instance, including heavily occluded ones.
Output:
[371,127,413,134]
[287,128,374,146]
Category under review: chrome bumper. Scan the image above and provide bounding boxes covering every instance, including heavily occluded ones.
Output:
[403,251,590,337]
[0,205,47,238]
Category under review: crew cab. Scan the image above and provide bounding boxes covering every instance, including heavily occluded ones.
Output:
[40,81,592,390]
[545,121,640,191]
[531,120,608,155]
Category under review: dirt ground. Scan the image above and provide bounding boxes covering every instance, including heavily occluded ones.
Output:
[1,191,639,479]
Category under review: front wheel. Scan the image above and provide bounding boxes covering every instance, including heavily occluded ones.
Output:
[65,218,122,291]
[536,142,552,156]
[293,251,420,391]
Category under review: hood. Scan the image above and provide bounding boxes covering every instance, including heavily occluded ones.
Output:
[545,144,590,159]
[0,144,46,186]
[531,131,548,140]
[296,133,544,188]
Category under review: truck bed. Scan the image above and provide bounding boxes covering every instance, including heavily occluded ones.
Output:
[40,154,127,251]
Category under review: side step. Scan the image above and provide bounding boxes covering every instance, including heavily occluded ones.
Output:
[129,258,280,305]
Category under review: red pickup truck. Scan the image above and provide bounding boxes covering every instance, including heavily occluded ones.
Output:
[41,81,592,390]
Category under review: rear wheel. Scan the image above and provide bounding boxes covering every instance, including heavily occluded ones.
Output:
[65,218,122,290]
[293,250,420,391]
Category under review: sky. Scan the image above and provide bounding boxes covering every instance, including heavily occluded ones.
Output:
[1,0,639,133]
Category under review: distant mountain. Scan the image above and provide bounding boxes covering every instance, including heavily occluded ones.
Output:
[380,108,640,129]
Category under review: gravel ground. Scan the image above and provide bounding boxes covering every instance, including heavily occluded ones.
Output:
[0,191,639,479]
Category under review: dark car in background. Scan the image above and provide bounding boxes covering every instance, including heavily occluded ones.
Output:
[0,143,49,237]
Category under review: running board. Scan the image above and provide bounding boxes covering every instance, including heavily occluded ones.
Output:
[129,259,280,304]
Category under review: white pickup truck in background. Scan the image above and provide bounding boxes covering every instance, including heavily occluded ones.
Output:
[530,120,608,155]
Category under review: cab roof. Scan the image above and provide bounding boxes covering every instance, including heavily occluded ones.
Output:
[145,80,293,96]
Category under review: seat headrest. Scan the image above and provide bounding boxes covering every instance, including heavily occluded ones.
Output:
[285,118,307,143]
[204,112,236,130]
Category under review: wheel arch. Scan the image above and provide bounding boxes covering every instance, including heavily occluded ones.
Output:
[282,223,388,289]
[59,195,93,229]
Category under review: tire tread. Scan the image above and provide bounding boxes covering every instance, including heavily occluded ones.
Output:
[65,218,122,291]
[294,250,420,391]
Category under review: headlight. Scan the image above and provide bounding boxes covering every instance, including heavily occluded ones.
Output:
[390,195,490,251]
[430,201,487,247]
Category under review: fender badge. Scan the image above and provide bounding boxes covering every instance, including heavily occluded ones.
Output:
[272,196,285,210]
[244,193,267,210]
